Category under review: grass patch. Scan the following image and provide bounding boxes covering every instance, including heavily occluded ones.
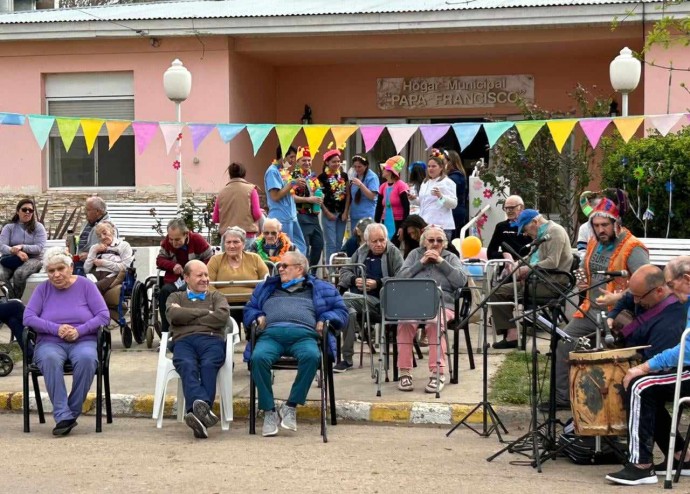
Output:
[0,342,22,365]
[489,351,551,405]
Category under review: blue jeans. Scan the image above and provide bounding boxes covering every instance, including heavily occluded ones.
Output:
[172,333,225,413]
[321,215,347,262]
[34,339,98,423]
[297,214,324,267]
[251,326,320,411]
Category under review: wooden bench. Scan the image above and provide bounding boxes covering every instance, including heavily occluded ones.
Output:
[106,202,210,240]
[641,238,690,267]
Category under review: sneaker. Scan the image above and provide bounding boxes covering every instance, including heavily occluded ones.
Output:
[425,375,446,394]
[605,463,657,486]
[493,339,518,350]
[654,458,690,476]
[333,361,353,373]
[52,419,78,436]
[279,403,297,432]
[193,399,219,428]
[262,410,280,437]
[184,412,208,439]
[398,374,413,392]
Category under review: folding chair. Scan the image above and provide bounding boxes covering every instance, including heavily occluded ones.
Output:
[664,327,690,489]
[22,326,112,433]
[377,278,449,398]
[151,318,240,430]
[248,321,336,443]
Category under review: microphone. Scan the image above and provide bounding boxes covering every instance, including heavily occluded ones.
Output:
[525,233,551,249]
[594,270,629,277]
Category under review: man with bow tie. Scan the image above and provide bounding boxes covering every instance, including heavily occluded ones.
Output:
[166,259,230,439]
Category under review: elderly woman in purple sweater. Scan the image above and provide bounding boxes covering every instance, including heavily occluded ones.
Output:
[0,198,47,299]
[23,246,110,436]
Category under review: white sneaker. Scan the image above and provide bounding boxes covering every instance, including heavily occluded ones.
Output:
[262,410,279,437]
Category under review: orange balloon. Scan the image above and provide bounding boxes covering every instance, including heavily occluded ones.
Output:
[461,236,482,258]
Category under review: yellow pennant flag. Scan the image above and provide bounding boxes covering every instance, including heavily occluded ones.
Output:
[546,119,578,153]
[55,117,81,153]
[303,125,330,156]
[329,125,358,151]
[514,121,545,150]
[613,117,644,143]
[80,119,104,154]
[106,120,131,150]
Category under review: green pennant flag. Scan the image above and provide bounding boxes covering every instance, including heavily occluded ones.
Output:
[514,121,546,150]
[56,117,81,152]
[274,125,302,157]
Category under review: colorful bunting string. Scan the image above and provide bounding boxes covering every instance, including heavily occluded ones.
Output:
[514,121,545,150]
[55,118,80,153]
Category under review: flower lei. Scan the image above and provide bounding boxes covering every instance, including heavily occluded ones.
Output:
[326,169,346,202]
[279,167,298,195]
[297,169,321,193]
[254,234,291,262]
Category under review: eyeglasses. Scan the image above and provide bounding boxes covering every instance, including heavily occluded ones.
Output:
[263,231,278,236]
[503,205,520,212]
[426,238,444,244]
[276,263,300,270]
[20,208,34,213]
[631,284,662,301]
[666,273,688,289]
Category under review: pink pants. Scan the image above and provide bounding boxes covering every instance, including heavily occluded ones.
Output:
[396,308,453,373]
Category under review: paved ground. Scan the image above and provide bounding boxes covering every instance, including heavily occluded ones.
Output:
[2,414,675,494]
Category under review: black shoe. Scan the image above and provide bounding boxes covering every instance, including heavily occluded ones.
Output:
[493,339,518,349]
[52,419,78,436]
[605,463,657,485]
[538,401,570,413]
[184,412,208,439]
[333,361,353,373]
[192,399,219,428]
[654,458,690,476]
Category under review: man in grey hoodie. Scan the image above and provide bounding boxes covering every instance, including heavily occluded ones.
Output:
[334,223,403,372]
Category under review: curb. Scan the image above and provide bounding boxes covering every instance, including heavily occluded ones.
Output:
[0,391,530,426]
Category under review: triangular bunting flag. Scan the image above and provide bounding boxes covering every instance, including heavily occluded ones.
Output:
[546,119,578,153]
[483,122,514,148]
[386,125,418,153]
[56,117,81,153]
[189,124,216,152]
[81,119,104,154]
[1,113,25,125]
[648,114,684,137]
[246,124,274,156]
[132,121,159,155]
[329,125,358,150]
[216,124,245,143]
[579,119,611,149]
[106,121,131,150]
[452,123,481,151]
[303,125,330,155]
[613,117,644,143]
[275,125,302,157]
[160,122,185,155]
[514,121,545,150]
[28,115,55,150]
[419,124,450,149]
[360,125,385,152]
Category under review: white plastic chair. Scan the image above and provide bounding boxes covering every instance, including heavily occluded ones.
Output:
[152,318,240,430]
[664,326,690,488]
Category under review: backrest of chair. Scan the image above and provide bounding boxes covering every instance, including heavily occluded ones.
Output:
[264,260,276,276]
[380,278,440,322]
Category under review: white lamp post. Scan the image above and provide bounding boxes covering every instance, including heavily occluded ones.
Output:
[609,47,641,117]
[163,59,192,206]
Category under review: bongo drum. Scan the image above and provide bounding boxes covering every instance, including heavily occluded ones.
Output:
[568,347,646,436]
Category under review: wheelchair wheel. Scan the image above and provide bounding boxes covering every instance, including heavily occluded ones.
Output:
[0,353,13,377]
[145,326,154,349]
[130,281,148,344]
[121,324,133,349]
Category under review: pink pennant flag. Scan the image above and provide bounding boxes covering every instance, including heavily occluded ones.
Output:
[578,119,611,149]
[189,124,216,151]
[132,122,159,155]
[360,125,385,152]
[647,114,684,137]
[159,122,185,154]
[386,125,418,153]
[419,124,450,149]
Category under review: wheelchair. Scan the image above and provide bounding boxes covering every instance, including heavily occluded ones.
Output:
[0,284,15,376]
[98,261,141,349]
[130,272,163,349]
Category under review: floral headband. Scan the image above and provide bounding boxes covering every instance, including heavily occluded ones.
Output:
[352,154,369,165]
[429,148,449,160]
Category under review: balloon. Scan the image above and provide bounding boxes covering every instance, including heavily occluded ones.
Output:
[461,236,482,258]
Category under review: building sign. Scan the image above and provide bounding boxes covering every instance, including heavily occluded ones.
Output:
[376,75,534,110]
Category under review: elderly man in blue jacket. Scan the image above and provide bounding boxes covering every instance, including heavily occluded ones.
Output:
[244,251,348,437]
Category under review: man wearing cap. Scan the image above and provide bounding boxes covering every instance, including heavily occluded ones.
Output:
[552,197,648,408]
[293,146,324,267]
[264,145,307,255]
[488,209,573,349]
